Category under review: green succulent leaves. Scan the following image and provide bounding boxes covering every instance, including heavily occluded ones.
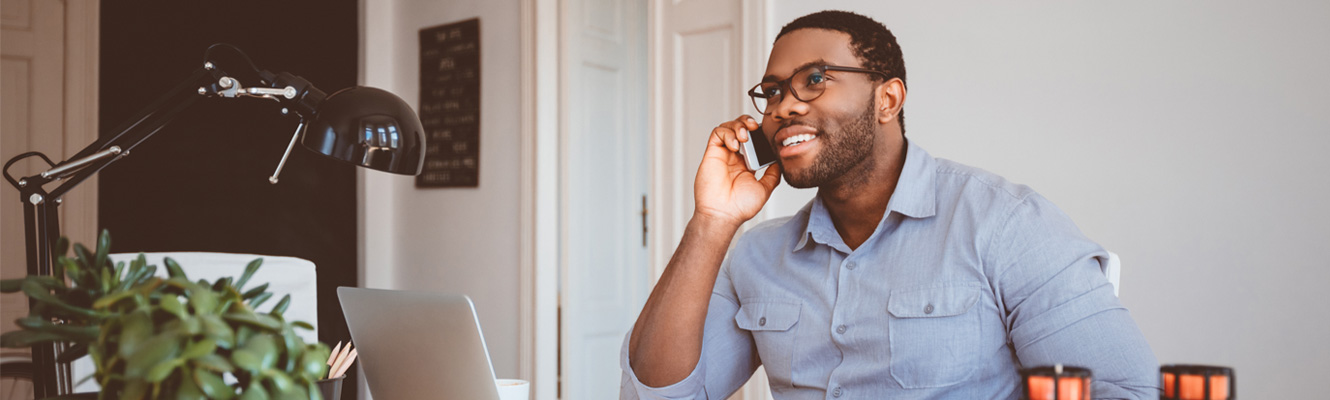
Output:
[1,230,329,399]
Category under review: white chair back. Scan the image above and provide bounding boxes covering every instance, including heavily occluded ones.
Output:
[1103,251,1121,297]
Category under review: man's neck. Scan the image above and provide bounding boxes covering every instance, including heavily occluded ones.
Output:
[818,135,907,251]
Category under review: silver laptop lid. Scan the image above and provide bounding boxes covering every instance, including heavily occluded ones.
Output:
[338,287,500,400]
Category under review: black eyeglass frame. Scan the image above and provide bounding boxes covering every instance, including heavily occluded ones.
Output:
[747,64,890,115]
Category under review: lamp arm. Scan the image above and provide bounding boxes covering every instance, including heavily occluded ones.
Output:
[43,67,218,200]
[40,147,121,181]
[10,62,324,197]
[62,66,215,164]
[268,118,307,184]
[201,70,326,184]
[257,70,328,118]
[220,70,327,184]
[3,65,219,201]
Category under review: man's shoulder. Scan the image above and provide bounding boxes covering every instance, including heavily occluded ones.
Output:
[933,157,1039,206]
[931,157,1082,237]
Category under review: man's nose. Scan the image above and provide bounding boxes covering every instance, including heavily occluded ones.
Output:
[770,92,809,121]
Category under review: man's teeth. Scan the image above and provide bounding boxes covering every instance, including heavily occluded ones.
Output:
[782,134,816,147]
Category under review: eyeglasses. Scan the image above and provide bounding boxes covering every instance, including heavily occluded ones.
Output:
[748,64,889,115]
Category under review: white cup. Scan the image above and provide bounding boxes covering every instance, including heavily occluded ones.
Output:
[495,379,530,400]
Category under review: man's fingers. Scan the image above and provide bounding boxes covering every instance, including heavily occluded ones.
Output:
[711,116,762,152]
[710,128,740,152]
[742,115,760,133]
[759,163,782,192]
[719,121,748,144]
[734,115,762,143]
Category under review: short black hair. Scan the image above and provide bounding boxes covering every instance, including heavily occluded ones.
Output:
[776,10,906,135]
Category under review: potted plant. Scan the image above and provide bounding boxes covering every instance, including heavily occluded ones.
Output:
[1,230,332,399]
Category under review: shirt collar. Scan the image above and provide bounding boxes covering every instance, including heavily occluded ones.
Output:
[792,197,834,251]
[885,139,938,220]
[790,139,937,252]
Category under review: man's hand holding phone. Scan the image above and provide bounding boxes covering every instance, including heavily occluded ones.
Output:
[628,115,782,386]
[694,115,782,228]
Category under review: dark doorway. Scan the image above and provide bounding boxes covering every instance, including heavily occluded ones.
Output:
[99,1,360,398]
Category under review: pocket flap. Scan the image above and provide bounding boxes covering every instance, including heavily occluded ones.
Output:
[888,284,982,318]
[735,300,801,331]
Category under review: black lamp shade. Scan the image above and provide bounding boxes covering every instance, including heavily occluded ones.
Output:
[302,86,426,175]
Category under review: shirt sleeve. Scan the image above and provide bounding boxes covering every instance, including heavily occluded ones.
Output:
[619,257,760,399]
[990,194,1160,400]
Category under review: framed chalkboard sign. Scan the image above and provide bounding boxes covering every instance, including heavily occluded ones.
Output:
[417,18,480,188]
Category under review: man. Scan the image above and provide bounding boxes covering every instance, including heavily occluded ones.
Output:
[621,10,1158,400]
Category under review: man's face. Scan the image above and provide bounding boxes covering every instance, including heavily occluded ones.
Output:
[761,29,880,189]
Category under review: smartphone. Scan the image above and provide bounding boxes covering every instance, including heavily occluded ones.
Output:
[737,124,778,171]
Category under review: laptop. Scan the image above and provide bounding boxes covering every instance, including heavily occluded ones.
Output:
[338,287,501,400]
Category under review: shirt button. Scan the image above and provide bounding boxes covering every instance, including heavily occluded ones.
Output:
[836,325,847,334]
[832,387,843,397]
[759,317,766,326]
[846,261,857,270]
[924,304,935,314]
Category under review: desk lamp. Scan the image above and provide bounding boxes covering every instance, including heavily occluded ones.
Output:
[1,43,425,397]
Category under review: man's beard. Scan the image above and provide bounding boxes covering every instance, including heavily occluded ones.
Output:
[781,100,877,189]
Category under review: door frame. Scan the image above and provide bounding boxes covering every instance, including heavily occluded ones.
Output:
[61,0,101,243]
[518,1,559,399]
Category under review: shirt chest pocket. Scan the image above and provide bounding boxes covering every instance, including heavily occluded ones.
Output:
[735,299,801,387]
[887,283,983,389]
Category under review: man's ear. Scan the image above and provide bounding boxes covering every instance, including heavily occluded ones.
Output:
[875,78,906,124]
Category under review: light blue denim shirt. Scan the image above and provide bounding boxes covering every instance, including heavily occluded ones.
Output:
[620,140,1158,399]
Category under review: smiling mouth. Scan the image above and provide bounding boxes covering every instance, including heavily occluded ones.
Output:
[781,134,816,147]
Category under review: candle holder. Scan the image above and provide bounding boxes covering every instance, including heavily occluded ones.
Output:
[1161,364,1234,400]
[1021,364,1092,400]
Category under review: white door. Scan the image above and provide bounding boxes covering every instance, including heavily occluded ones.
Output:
[648,0,772,399]
[1,0,98,397]
[1,0,98,293]
[2,0,65,334]
[559,0,650,398]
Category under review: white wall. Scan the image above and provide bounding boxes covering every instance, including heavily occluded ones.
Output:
[360,0,524,388]
[765,1,1330,398]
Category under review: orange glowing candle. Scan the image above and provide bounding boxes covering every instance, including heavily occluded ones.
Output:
[1021,364,1092,400]
[1026,376,1087,400]
[1161,365,1234,400]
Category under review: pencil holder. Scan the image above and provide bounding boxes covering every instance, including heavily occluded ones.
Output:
[317,375,345,400]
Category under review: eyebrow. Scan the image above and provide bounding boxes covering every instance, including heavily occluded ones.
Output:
[762,59,828,82]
